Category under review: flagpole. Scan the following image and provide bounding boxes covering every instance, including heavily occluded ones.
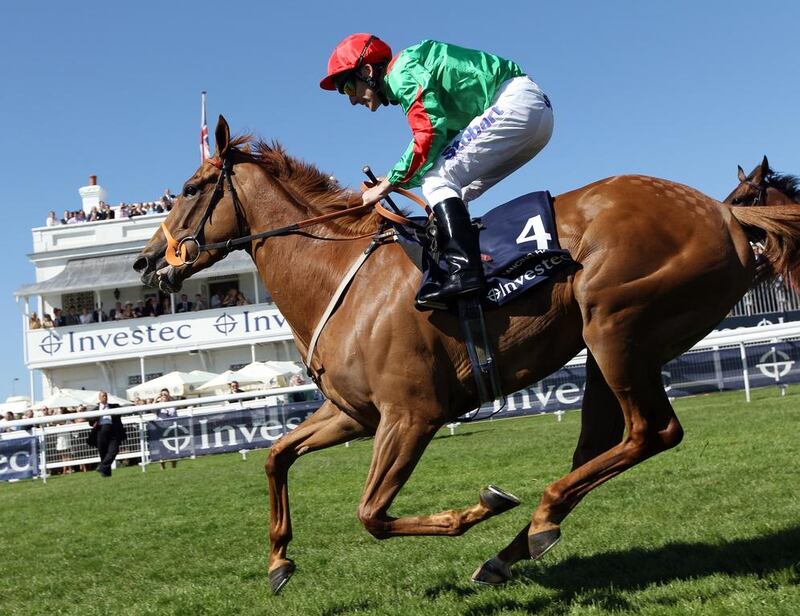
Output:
[200,91,210,163]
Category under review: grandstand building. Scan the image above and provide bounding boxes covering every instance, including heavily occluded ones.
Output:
[15,177,298,401]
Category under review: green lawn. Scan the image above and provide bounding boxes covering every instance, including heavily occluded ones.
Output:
[1,388,798,615]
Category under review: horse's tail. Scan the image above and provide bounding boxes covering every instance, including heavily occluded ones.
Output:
[731,204,800,279]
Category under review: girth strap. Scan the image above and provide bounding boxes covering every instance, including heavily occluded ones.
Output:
[305,230,397,376]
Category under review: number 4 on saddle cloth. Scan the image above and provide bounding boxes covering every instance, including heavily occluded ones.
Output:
[393,191,577,310]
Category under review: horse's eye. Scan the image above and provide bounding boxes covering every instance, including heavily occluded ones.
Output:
[184,185,199,197]
[731,197,743,205]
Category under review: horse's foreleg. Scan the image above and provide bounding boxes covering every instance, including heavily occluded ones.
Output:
[473,352,625,586]
[266,400,372,593]
[356,416,519,540]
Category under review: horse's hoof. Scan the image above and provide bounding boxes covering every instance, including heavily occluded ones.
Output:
[471,556,512,586]
[268,560,296,595]
[479,485,521,515]
[528,528,561,560]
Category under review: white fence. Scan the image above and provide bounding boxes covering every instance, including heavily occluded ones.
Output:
[1,384,319,482]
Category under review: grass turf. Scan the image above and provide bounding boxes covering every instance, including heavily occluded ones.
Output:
[1,387,798,615]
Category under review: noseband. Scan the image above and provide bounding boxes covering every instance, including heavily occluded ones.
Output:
[162,154,426,268]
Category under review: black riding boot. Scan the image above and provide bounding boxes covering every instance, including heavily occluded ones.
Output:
[417,197,484,308]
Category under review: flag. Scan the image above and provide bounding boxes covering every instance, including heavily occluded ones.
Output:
[200,91,211,163]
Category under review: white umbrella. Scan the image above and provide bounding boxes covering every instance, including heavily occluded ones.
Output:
[195,370,261,394]
[35,388,130,409]
[234,362,290,388]
[126,370,219,400]
[55,388,129,407]
[263,360,305,378]
[33,391,86,410]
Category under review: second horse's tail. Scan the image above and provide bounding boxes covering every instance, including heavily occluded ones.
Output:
[731,204,800,280]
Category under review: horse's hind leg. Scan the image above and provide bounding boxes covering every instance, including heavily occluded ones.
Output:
[266,400,373,594]
[472,352,625,585]
[527,344,684,554]
[572,351,626,469]
[355,414,520,540]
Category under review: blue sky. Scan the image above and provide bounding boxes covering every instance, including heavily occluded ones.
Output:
[1,1,798,401]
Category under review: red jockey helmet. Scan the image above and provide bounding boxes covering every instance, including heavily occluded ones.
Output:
[319,33,392,91]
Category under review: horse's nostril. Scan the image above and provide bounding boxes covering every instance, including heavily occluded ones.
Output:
[133,256,151,273]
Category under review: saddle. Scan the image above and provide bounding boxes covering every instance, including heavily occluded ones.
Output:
[393,190,575,310]
[387,189,576,406]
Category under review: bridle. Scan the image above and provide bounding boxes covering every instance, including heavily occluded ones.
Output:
[162,153,427,268]
[736,175,771,206]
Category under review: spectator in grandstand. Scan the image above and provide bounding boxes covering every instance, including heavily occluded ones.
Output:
[288,374,313,403]
[193,294,206,311]
[42,313,55,329]
[143,296,162,318]
[1,410,16,432]
[210,293,222,309]
[133,394,145,406]
[28,312,42,330]
[134,300,146,318]
[65,307,80,326]
[156,389,178,470]
[109,301,124,320]
[121,302,135,319]
[160,297,172,316]
[117,203,129,219]
[176,294,193,313]
[87,391,125,478]
[55,407,74,474]
[222,288,239,307]
[79,307,95,325]
[53,308,66,327]
[60,210,71,224]
[46,211,59,227]
[229,381,243,394]
[235,291,250,306]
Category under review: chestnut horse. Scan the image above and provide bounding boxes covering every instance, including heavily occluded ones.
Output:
[724,155,800,206]
[136,117,800,593]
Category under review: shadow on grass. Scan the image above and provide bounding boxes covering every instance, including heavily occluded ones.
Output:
[424,526,800,615]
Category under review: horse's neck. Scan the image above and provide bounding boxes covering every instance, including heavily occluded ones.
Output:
[246,186,372,347]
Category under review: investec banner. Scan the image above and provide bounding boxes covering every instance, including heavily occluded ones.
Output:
[0,435,39,482]
[146,401,320,461]
[472,339,800,418]
[26,305,293,368]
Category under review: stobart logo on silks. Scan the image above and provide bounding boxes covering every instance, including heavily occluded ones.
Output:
[441,106,504,160]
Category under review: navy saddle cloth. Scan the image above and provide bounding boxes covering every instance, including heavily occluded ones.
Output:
[394,191,576,309]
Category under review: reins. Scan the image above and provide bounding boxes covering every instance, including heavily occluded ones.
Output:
[162,155,428,268]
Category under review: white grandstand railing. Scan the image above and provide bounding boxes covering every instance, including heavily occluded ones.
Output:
[1,384,320,483]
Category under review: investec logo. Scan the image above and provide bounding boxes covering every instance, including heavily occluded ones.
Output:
[486,254,570,303]
[213,311,287,337]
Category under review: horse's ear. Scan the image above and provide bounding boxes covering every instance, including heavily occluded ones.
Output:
[761,155,770,176]
[737,166,747,183]
[215,115,231,158]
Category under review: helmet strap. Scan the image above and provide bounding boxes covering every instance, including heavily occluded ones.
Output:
[356,64,389,106]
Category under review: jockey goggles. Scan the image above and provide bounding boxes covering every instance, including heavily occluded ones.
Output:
[334,73,358,96]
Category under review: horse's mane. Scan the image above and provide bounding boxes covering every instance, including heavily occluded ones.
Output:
[767,171,800,201]
[231,135,382,234]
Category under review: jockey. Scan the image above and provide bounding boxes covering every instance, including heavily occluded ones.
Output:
[320,34,553,308]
